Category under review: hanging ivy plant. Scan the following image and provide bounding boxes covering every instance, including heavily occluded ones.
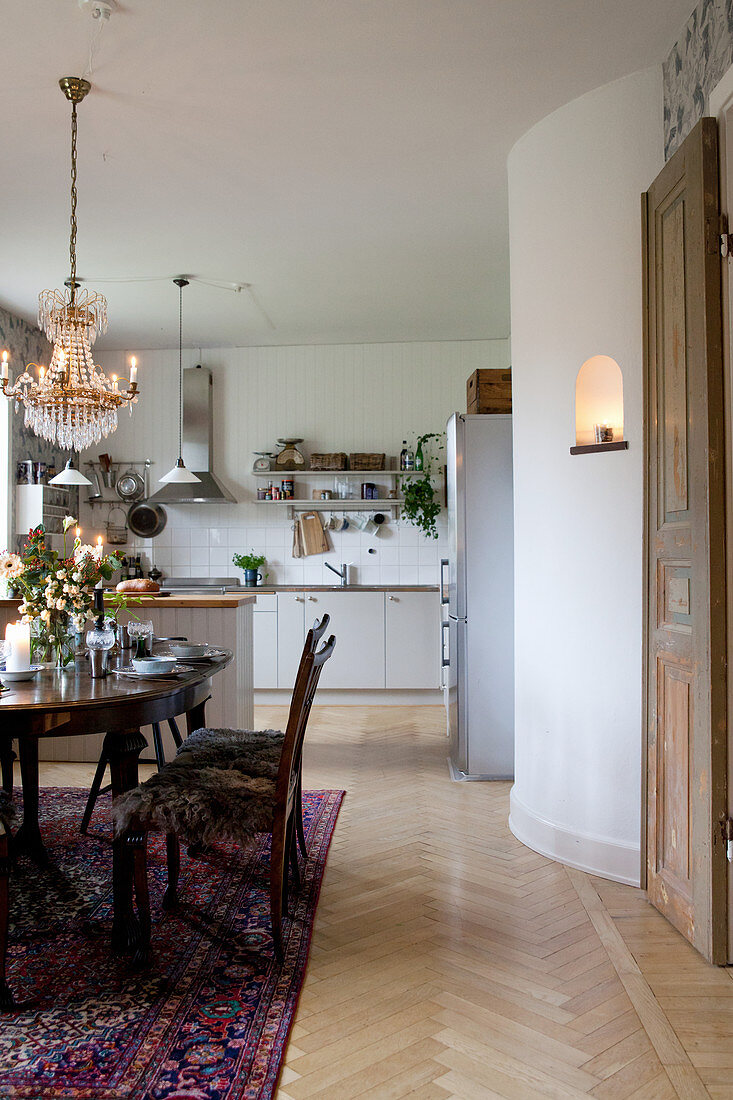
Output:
[400,431,445,539]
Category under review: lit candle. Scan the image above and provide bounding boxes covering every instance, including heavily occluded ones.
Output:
[129,356,137,385]
[1,351,8,381]
[39,366,45,382]
[95,536,104,588]
[5,621,31,672]
[112,374,118,391]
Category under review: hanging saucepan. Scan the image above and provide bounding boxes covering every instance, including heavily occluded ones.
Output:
[126,501,167,539]
[115,467,145,502]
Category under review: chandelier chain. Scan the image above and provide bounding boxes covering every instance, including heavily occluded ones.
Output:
[69,101,79,299]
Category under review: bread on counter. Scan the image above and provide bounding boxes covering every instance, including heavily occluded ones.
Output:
[115,578,160,593]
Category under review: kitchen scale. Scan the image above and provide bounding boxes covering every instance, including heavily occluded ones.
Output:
[275,438,306,470]
[252,451,275,472]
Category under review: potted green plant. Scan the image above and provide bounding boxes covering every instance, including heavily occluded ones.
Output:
[233,550,267,587]
[400,431,445,539]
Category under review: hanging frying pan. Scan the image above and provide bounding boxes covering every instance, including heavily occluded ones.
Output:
[126,501,167,539]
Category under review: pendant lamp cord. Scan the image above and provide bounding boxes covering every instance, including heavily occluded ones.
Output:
[178,281,183,460]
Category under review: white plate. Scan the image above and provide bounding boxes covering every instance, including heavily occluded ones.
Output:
[2,665,43,681]
[112,664,196,680]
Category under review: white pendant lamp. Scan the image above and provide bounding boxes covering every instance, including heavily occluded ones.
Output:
[49,457,92,486]
[159,278,200,486]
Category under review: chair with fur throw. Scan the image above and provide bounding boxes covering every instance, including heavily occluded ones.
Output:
[113,633,336,964]
[176,614,330,859]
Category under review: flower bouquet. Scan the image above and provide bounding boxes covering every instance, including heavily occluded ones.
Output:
[0,517,121,667]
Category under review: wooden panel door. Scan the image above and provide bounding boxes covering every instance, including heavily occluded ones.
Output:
[643,117,728,962]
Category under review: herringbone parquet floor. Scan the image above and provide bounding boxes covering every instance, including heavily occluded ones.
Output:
[41,706,733,1099]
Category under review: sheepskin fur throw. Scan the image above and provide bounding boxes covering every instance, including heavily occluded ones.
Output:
[175,729,285,778]
[112,765,276,848]
[181,727,284,756]
[0,790,16,833]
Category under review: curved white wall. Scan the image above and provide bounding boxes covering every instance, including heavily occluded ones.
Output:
[507,69,663,885]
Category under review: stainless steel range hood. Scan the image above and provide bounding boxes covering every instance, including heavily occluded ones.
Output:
[149,366,237,503]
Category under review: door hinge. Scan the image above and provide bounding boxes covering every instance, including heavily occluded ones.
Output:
[719,213,733,258]
[723,818,733,863]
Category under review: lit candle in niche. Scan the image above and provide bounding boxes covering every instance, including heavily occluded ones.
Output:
[1,352,8,380]
[129,356,137,385]
[5,621,31,672]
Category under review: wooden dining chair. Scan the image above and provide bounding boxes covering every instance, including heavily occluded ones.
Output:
[113,634,336,964]
[177,614,330,858]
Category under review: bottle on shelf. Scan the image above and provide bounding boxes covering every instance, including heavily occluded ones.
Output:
[120,556,129,582]
[400,440,414,471]
[134,555,143,579]
[414,440,424,471]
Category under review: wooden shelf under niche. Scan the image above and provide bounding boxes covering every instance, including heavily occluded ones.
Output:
[569,441,629,455]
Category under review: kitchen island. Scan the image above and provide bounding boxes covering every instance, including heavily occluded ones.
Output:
[0,592,256,763]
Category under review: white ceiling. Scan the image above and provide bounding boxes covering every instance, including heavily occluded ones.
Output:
[2,0,692,350]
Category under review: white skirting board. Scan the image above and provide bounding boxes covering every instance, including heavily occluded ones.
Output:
[254,689,443,706]
[508,787,641,887]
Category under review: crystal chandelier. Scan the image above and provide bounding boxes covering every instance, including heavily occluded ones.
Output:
[1,76,138,450]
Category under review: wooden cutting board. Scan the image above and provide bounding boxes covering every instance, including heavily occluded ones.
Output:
[299,512,329,555]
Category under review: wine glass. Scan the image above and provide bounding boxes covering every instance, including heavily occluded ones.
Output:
[127,620,154,656]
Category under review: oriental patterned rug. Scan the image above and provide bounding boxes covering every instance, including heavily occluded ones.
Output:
[0,786,344,1099]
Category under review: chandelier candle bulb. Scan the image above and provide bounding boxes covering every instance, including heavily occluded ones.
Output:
[5,621,31,673]
[129,357,137,385]
[1,353,8,381]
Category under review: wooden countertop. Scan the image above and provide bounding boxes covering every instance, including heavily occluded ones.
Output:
[0,593,257,610]
[253,585,439,593]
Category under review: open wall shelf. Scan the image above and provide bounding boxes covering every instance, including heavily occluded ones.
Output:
[570,441,629,455]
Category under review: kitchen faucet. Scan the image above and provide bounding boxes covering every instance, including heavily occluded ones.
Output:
[325,561,350,586]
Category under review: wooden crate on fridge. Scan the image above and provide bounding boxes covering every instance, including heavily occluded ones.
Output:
[466,369,512,414]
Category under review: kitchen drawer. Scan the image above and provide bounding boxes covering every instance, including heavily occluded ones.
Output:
[253,593,277,613]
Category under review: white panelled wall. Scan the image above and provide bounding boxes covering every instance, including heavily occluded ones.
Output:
[81,340,509,586]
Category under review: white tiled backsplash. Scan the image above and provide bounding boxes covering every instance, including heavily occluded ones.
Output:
[81,338,509,585]
[118,504,449,587]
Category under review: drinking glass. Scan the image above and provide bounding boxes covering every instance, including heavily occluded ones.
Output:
[127,620,154,656]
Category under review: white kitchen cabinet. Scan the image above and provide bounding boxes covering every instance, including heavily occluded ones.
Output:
[256,589,440,692]
[385,591,440,688]
[276,592,310,688]
[253,602,278,688]
[316,591,385,689]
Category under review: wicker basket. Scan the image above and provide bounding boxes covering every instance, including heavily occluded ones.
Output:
[349,452,385,470]
[106,506,128,545]
[310,452,347,470]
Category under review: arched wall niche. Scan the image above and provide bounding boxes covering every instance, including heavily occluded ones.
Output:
[575,355,624,445]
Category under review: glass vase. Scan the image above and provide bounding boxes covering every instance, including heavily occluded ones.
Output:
[31,614,75,669]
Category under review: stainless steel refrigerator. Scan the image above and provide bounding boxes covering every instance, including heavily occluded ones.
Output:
[441,413,514,779]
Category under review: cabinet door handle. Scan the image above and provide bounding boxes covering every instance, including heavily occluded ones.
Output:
[307,596,317,601]
[440,558,450,604]
[441,621,450,667]
[295,596,304,602]
[387,595,397,601]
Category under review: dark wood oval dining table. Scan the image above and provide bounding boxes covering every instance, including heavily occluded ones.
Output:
[0,648,232,961]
